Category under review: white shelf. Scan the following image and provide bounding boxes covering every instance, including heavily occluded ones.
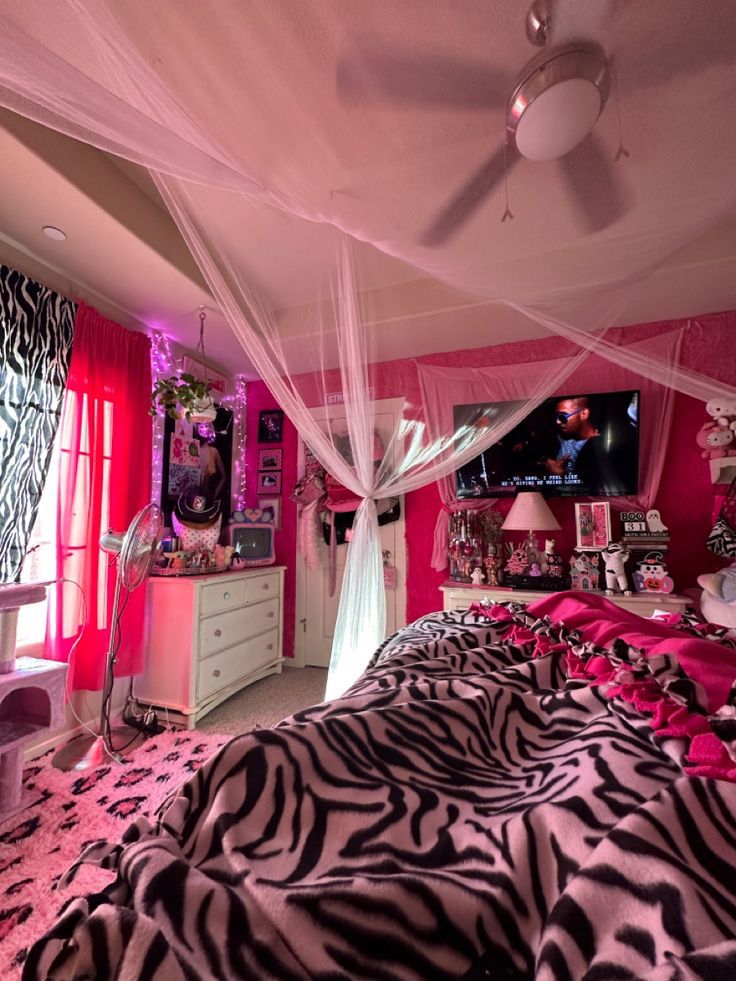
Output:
[710,458,736,485]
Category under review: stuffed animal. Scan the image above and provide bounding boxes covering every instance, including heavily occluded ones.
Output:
[505,547,528,576]
[601,542,632,595]
[705,399,736,431]
[695,422,736,460]
[698,563,736,630]
[470,567,485,586]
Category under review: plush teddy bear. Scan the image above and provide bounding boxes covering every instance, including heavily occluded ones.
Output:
[705,399,736,431]
[695,421,736,460]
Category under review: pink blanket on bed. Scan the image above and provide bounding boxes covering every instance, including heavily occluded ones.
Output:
[526,591,736,780]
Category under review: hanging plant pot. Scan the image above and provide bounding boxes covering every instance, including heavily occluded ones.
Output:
[150,373,216,422]
[184,397,218,424]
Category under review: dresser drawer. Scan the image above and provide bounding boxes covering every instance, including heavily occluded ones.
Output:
[244,572,280,605]
[200,579,247,617]
[197,628,280,702]
[200,598,279,659]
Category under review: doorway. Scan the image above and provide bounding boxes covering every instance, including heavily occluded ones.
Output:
[295,398,407,669]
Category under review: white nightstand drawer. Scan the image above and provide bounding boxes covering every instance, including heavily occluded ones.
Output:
[197,628,280,701]
[200,598,279,659]
[244,572,280,605]
[200,579,247,617]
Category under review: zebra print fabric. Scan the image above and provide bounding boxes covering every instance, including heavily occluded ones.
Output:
[24,605,736,980]
[0,265,75,581]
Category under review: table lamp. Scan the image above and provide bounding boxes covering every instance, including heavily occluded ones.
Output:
[502,491,560,562]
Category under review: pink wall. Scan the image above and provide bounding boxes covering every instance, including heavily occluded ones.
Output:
[247,311,736,656]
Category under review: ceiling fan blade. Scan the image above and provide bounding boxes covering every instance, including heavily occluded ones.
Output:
[421,144,519,247]
[557,133,630,233]
[337,47,508,110]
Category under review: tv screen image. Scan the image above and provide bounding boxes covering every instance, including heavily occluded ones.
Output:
[455,390,640,498]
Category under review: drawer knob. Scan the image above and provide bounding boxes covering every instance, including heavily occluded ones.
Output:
[267,611,274,619]
[267,643,274,651]
[214,628,222,638]
[224,591,230,600]
[262,583,269,591]
[213,669,221,678]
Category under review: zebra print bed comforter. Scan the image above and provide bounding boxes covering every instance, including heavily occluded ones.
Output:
[24,595,736,980]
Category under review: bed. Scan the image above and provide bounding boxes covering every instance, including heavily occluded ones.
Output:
[24,591,736,980]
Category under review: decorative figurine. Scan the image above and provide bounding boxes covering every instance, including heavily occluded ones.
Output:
[528,562,542,577]
[633,551,674,593]
[569,552,600,591]
[470,567,485,586]
[483,545,503,587]
[645,510,669,535]
[505,546,528,577]
[544,538,565,578]
[601,542,632,595]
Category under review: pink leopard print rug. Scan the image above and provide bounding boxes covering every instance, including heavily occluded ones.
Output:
[0,730,229,978]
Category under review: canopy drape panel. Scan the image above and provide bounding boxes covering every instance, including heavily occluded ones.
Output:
[421,328,684,571]
[45,304,151,691]
[3,2,736,695]
[0,264,75,582]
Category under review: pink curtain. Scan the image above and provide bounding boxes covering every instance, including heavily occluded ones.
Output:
[45,304,152,691]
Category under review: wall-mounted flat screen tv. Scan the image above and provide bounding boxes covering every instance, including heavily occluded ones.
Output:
[454,390,640,498]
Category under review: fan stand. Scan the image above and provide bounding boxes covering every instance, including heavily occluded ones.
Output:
[53,570,143,771]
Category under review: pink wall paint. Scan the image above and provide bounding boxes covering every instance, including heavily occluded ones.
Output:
[244,392,299,659]
[247,311,736,656]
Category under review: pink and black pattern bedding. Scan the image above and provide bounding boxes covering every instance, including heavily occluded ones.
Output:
[23,592,736,980]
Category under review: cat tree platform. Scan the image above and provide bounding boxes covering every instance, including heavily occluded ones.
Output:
[0,583,68,818]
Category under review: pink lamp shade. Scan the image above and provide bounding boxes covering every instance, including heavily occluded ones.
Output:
[502,491,560,532]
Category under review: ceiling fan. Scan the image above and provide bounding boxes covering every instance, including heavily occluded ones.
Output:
[337,0,628,245]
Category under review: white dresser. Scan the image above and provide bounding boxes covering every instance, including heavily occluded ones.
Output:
[136,567,285,728]
[440,583,691,619]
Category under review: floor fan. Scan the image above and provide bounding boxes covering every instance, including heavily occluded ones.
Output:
[54,503,163,771]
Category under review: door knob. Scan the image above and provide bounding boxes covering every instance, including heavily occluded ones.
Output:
[214,628,222,637]
[213,669,221,678]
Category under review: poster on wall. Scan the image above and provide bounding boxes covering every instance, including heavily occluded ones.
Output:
[160,405,234,527]
[575,501,611,550]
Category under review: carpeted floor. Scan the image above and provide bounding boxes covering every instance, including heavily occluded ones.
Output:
[199,665,328,735]
[0,666,327,978]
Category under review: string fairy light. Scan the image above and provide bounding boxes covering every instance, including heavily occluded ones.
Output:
[150,329,176,507]
[150,329,247,513]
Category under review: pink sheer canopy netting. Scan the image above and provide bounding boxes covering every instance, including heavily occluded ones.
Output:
[3,0,735,694]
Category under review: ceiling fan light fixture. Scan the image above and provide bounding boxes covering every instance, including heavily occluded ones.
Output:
[507,42,610,161]
[515,78,601,160]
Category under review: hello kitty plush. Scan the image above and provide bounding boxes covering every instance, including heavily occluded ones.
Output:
[705,399,736,431]
[696,422,736,460]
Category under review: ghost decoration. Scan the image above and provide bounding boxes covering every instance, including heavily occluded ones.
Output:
[645,510,668,535]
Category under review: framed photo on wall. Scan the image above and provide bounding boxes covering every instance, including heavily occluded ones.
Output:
[257,470,282,495]
[258,447,282,471]
[258,409,283,443]
[160,406,233,527]
[575,501,611,550]
[258,497,281,529]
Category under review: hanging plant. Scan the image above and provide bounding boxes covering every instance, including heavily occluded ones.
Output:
[150,373,215,421]
[150,308,218,423]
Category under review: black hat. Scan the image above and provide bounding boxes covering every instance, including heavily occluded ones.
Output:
[176,491,221,525]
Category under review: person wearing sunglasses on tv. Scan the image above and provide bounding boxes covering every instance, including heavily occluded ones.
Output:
[540,396,600,482]
[540,395,635,495]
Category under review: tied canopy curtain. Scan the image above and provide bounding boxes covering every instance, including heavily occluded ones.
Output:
[0,264,75,583]
[45,304,152,691]
[3,3,736,696]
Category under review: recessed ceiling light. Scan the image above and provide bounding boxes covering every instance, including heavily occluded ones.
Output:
[42,225,67,241]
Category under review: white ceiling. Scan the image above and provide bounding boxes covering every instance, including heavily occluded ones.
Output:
[0,1,735,378]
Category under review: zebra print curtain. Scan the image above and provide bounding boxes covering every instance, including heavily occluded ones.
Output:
[0,265,76,582]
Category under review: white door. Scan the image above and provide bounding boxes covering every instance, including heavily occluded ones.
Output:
[295,398,407,668]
